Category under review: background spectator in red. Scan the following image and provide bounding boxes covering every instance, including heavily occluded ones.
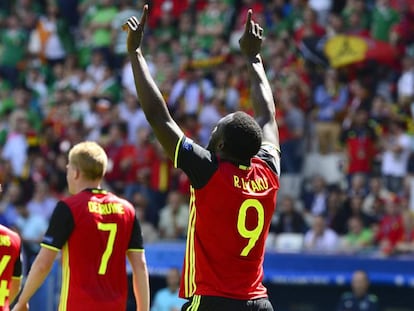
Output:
[340,107,378,180]
[374,195,404,256]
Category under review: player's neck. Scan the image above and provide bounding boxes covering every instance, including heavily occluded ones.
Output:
[219,153,250,167]
[74,180,102,194]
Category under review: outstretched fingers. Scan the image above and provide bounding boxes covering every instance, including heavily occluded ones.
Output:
[126,16,140,31]
[244,9,252,33]
[140,4,148,29]
[253,23,263,39]
[258,26,263,38]
[122,4,148,31]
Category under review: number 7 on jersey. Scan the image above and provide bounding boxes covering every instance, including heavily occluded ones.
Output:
[97,222,117,275]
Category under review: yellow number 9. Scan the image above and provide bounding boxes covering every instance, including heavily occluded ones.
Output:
[237,199,264,256]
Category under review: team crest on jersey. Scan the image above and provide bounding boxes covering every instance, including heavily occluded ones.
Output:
[183,138,193,151]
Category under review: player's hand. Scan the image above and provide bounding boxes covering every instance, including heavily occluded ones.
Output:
[124,4,148,53]
[239,9,263,58]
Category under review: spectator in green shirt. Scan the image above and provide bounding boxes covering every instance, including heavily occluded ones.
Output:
[79,0,119,66]
[342,215,374,253]
[0,15,28,87]
[370,0,400,42]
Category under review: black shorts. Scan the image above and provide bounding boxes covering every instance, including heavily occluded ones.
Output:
[181,295,274,311]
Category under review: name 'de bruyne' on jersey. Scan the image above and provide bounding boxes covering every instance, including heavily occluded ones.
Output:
[88,201,125,215]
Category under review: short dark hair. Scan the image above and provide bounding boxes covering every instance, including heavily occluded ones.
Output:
[222,112,262,163]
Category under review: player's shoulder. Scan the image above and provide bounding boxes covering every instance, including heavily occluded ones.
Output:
[255,142,280,175]
[0,225,21,250]
[110,192,134,209]
[261,142,280,153]
[0,224,20,241]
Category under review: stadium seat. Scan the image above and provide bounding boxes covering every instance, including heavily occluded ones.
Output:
[272,233,304,253]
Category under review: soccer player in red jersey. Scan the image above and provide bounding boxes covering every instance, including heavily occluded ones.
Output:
[12,142,150,311]
[0,223,22,311]
[126,6,279,311]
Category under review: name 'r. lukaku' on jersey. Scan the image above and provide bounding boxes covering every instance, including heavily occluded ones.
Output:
[233,176,269,192]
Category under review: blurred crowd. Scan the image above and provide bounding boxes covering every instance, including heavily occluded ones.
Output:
[1,0,414,268]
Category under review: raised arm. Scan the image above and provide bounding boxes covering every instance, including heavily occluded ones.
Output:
[125,5,183,160]
[239,10,279,149]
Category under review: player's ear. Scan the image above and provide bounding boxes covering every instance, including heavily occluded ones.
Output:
[217,141,224,151]
[74,167,81,179]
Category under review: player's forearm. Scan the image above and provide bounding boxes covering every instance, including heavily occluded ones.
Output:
[9,278,21,303]
[246,55,278,145]
[133,268,150,311]
[128,49,171,126]
[246,55,276,124]
[14,248,56,306]
[15,257,52,305]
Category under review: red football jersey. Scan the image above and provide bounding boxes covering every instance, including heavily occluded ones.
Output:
[175,137,280,300]
[41,189,143,311]
[0,225,22,311]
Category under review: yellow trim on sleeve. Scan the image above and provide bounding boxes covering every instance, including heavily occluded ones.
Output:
[11,275,22,280]
[40,243,60,252]
[127,248,145,253]
[174,135,184,168]
[262,141,281,153]
[238,164,250,170]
